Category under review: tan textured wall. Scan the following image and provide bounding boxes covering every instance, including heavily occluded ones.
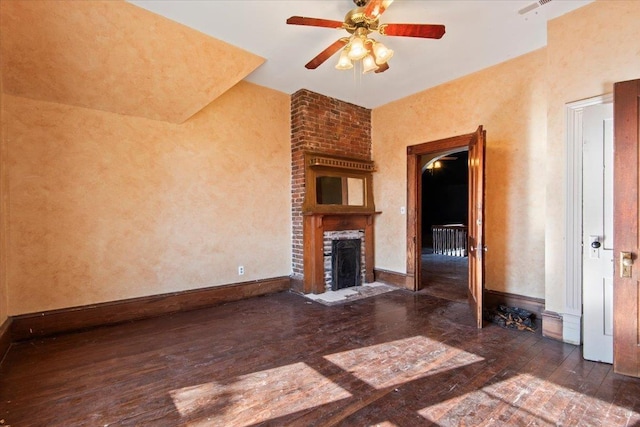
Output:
[5,82,291,315]
[373,49,548,298]
[0,62,7,324]
[544,0,640,312]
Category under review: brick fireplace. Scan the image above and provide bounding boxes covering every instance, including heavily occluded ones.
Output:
[290,89,376,294]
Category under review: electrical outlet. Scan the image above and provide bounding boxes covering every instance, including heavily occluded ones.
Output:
[238,265,245,275]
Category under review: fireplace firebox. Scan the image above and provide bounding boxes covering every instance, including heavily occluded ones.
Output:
[331,239,362,290]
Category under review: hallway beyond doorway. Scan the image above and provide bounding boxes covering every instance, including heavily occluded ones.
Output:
[419,249,468,303]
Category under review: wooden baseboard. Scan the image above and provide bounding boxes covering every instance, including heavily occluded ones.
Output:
[11,277,291,341]
[374,269,407,289]
[0,317,11,364]
[541,310,563,341]
[484,289,545,320]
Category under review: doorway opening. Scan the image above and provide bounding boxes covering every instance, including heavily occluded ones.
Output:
[565,94,614,360]
[420,150,469,302]
[564,93,613,346]
[406,127,485,328]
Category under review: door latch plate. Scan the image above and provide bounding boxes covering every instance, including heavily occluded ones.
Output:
[620,251,633,278]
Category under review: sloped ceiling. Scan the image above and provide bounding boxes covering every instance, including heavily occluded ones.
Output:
[0,0,264,123]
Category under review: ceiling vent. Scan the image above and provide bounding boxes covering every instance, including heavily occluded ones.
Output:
[518,0,553,15]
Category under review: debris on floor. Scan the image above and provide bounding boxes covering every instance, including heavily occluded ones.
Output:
[484,304,537,332]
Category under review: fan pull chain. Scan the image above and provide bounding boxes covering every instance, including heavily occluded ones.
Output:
[352,61,362,106]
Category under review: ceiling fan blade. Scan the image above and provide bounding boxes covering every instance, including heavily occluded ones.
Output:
[286,16,345,29]
[363,0,394,19]
[374,62,389,73]
[305,39,348,69]
[379,23,445,39]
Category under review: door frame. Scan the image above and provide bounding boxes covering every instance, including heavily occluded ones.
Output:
[406,132,477,292]
[564,93,613,345]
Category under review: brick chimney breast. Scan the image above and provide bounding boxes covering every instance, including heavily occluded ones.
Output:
[290,90,372,286]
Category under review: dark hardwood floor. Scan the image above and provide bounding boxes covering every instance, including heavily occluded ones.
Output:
[419,250,468,303]
[2,288,640,426]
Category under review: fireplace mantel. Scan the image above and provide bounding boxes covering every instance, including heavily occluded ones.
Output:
[298,153,378,294]
[302,211,379,294]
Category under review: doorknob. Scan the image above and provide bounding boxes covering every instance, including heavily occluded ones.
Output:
[589,236,601,259]
[620,252,633,278]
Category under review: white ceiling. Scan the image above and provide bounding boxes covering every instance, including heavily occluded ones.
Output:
[129,0,593,109]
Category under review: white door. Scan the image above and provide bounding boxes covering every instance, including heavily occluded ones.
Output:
[582,102,614,363]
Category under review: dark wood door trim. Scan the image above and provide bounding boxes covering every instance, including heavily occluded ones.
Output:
[468,126,486,328]
[613,78,640,377]
[406,131,476,291]
[0,318,11,363]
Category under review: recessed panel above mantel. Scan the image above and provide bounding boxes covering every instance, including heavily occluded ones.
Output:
[303,152,376,214]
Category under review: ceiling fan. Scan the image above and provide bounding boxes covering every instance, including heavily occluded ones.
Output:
[286,0,445,74]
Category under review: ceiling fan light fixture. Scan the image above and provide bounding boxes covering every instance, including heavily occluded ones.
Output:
[372,41,393,64]
[347,35,368,60]
[286,0,445,74]
[362,53,379,73]
[335,49,354,70]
